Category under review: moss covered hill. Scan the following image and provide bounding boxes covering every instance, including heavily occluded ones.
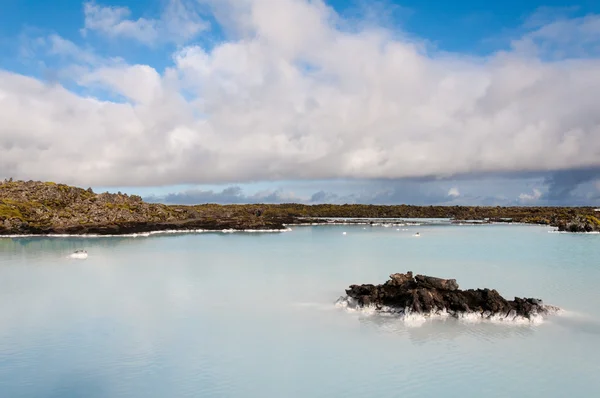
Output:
[0,180,287,235]
[1,180,600,235]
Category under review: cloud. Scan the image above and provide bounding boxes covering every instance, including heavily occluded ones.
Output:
[147,184,450,205]
[149,181,503,206]
[1,1,600,187]
[46,34,100,65]
[81,0,208,45]
[147,186,304,204]
[142,173,600,206]
[542,167,600,202]
[148,186,245,204]
[356,185,456,205]
[518,188,542,203]
[447,187,460,197]
[310,190,339,203]
[511,12,600,59]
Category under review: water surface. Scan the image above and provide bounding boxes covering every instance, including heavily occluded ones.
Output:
[1,224,599,397]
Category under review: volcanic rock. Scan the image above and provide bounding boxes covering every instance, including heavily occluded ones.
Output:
[342,272,557,320]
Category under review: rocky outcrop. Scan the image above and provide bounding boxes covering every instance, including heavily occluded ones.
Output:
[556,215,600,233]
[340,272,557,320]
[0,180,287,235]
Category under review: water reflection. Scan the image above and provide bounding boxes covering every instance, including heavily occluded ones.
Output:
[3,236,146,249]
[355,313,537,343]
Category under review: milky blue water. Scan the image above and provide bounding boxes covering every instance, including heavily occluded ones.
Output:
[1,223,600,397]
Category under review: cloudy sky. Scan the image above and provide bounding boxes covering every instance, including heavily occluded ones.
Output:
[1,0,600,205]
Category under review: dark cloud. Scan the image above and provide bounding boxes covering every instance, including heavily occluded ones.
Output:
[144,186,296,205]
[143,173,600,207]
[543,167,600,202]
[158,186,245,204]
[310,191,339,203]
[357,188,450,205]
[144,182,508,206]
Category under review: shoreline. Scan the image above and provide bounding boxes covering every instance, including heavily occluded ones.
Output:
[3,180,600,235]
[0,227,293,238]
[2,219,591,239]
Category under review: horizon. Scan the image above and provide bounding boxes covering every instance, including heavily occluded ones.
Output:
[2,1,600,206]
[3,177,600,208]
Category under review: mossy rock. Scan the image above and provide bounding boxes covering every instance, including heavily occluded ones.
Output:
[586,216,600,226]
[0,204,23,220]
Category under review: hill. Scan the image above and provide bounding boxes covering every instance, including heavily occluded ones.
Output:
[0,180,287,234]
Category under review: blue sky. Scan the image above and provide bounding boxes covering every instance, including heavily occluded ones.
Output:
[3,0,599,53]
[1,0,600,205]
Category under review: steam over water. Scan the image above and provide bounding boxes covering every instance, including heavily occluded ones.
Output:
[1,223,599,397]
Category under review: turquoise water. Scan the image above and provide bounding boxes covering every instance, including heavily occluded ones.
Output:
[1,224,600,397]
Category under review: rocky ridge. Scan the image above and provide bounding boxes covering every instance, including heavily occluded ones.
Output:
[0,180,288,235]
[339,272,558,321]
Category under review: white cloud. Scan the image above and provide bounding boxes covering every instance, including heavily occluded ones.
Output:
[447,187,460,197]
[518,189,543,202]
[81,0,208,45]
[1,1,600,186]
[46,34,98,64]
[511,13,600,59]
[79,64,164,103]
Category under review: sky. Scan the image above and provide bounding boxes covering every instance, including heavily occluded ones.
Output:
[1,0,600,206]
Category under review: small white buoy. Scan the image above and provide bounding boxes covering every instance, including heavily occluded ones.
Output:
[342,232,347,235]
[396,228,400,231]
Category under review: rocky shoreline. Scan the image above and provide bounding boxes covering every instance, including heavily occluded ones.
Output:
[0,220,291,236]
[1,179,600,235]
[337,272,559,321]
[0,180,294,235]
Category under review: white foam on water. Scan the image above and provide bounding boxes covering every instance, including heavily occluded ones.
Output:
[547,230,600,234]
[334,296,560,327]
[0,228,292,239]
[67,252,88,260]
[241,228,293,233]
[370,222,413,227]
[292,221,372,226]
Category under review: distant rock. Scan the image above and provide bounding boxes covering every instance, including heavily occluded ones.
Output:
[556,215,600,233]
[340,272,558,320]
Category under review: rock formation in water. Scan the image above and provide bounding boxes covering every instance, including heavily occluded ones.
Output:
[341,272,557,320]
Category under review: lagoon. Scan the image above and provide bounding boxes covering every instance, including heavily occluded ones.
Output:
[1,223,599,397]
